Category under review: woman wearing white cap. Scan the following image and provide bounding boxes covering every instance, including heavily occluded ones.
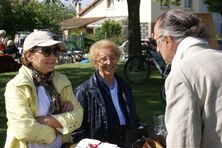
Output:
[4,31,83,148]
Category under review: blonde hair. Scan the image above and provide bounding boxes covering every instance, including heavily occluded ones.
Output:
[88,39,121,67]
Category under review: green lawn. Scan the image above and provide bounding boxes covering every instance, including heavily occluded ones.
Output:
[0,62,165,146]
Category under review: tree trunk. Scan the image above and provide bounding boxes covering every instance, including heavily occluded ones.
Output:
[127,0,141,58]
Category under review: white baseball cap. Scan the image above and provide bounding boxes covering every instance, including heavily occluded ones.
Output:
[23,31,65,51]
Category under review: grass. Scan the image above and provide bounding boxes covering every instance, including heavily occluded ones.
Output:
[0,62,165,146]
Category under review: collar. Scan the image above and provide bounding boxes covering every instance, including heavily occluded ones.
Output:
[171,36,208,67]
[95,71,116,89]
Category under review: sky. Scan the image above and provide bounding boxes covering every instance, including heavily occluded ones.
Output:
[38,0,94,8]
[61,0,94,8]
[81,0,93,8]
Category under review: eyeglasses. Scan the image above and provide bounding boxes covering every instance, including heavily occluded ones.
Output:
[97,56,118,64]
[34,46,60,57]
[155,35,163,41]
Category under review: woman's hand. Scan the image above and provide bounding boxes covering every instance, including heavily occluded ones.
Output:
[36,101,73,135]
[36,115,62,135]
[61,101,73,113]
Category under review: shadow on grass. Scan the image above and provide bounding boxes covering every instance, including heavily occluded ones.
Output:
[133,76,165,124]
[56,63,95,89]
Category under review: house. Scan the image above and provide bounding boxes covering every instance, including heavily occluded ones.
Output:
[60,16,105,36]
[60,0,221,40]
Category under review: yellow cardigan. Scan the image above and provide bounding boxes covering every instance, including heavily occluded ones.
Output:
[4,66,83,148]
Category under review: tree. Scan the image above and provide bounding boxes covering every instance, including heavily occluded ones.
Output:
[94,19,124,44]
[0,0,75,37]
[127,0,141,57]
[97,20,122,39]
[204,0,222,15]
[0,0,14,34]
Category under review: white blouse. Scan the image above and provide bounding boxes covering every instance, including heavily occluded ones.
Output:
[29,86,62,148]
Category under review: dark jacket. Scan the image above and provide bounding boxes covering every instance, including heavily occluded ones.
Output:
[73,71,140,146]
[4,45,18,55]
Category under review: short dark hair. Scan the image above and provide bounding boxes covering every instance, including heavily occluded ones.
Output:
[157,9,210,43]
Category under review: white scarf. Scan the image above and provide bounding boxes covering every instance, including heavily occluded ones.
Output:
[171,36,208,68]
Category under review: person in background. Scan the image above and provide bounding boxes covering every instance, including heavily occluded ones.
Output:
[4,31,83,148]
[154,9,222,148]
[0,30,8,44]
[4,40,19,58]
[74,39,141,147]
[0,30,8,52]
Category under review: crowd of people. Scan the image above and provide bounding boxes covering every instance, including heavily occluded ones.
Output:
[3,9,222,148]
[0,29,21,63]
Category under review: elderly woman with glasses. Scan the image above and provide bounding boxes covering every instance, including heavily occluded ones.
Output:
[73,39,141,147]
[4,31,83,148]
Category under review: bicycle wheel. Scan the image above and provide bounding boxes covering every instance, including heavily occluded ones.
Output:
[124,56,151,84]
[160,85,166,103]
[60,54,73,64]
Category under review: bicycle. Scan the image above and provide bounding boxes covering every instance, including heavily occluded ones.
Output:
[124,40,170,84]
[124,39,170,102]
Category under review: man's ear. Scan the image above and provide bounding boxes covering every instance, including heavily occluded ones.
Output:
[164,36,174,45]
[164,36,179,53]
[164,36,175,49]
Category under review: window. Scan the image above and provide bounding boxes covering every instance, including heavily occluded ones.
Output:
[160,0,170,7]
[107,0,114,8]
[185,0,192,9]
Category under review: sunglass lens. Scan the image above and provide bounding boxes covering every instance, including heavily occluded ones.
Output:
[41,47,60,57]
[52,48,59,57]
[42,47,51,57]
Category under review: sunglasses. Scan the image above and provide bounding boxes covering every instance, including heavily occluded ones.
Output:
[33,46,60,57]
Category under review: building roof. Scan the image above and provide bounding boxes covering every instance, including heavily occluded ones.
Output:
[78,0,100,16]
[87,16,127,28]
[60,17,105,29]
